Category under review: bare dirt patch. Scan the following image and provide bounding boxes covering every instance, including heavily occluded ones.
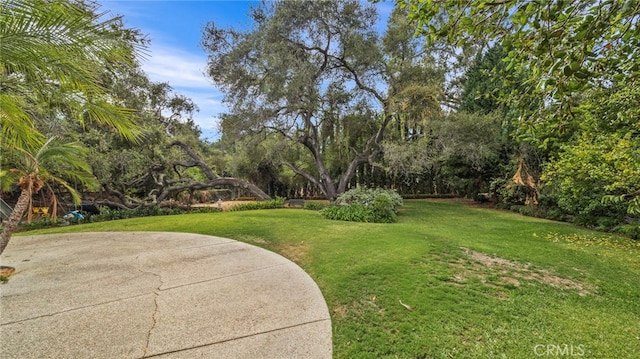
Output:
[500,276,521,287]
[451,248,596,297]
[334,295,384,320]
[333,304,349,319]
[239,235,270,245]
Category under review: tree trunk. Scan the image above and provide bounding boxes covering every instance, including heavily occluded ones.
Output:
[0,189,31,255]
[165,141,271,201]
[155,178,271,203]
[337,155,368,195]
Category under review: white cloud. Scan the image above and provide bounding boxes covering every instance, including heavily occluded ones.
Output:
[140,43,227,140]
[142,44,211,88]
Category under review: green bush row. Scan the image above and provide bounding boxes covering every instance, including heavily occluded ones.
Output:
[17,206,220,232]
[493,181,639,239]
[227,197,285,211]
[321,204,396,223]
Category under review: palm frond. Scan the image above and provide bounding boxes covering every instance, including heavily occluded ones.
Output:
[0,94,44,148]
[0,170,20,192]
[3,137,99,206]
[1,0,145,144]
[82,100,142,142]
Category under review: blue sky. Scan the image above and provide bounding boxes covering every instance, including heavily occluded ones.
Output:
[97,0,394,141]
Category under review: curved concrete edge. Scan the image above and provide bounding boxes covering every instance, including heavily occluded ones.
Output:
[0,232,332,358]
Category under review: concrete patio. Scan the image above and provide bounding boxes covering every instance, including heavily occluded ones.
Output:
[0,232,332,358]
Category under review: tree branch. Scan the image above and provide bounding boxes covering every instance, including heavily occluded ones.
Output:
[169,141,218,181]
[281,160,327,198]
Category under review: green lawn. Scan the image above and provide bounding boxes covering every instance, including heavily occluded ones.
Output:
[19,200,640,358]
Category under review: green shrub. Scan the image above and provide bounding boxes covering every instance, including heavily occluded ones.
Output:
[572,200,627,230]
[18,218,62,231]
[334,187,403,212]
[540,207,568,222]
[371,194,396,222]
[303,201,327,211]
[490,177,527,208]
[321,204,379,223]
[321,188,402,223]
[87,206,188,221]
[615,223,640,240]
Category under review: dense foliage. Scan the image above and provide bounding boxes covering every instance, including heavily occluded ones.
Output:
[396,0,640,234]
[203,1,444,201]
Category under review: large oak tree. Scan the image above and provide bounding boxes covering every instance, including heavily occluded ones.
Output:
[203,0,402,200]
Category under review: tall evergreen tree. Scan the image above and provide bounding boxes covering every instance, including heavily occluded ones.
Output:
[458,45,506,115]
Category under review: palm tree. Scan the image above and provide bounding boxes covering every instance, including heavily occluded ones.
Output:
[0,138,98,255]
[0,0,143,148]
[1,0,145,257]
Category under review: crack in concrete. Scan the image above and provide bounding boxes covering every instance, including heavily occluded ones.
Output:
[1,261,288,325]
[160,262,288,291]
[143,290,160,358]
[135,254,163,358]
[0,293,150,325]
[141,318,332,358]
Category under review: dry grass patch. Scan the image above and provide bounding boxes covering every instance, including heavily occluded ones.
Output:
[191,200,257,211]
[450,248,596,297]
[333,304,349,319]
[276,241,309,264]
[332,294,384,320]
[0,266,16,283]
[237,235,270,245]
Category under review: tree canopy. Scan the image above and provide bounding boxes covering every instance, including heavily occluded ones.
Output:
[203,0,443,200]
[399,0,640,220]
[399,0,640,135]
